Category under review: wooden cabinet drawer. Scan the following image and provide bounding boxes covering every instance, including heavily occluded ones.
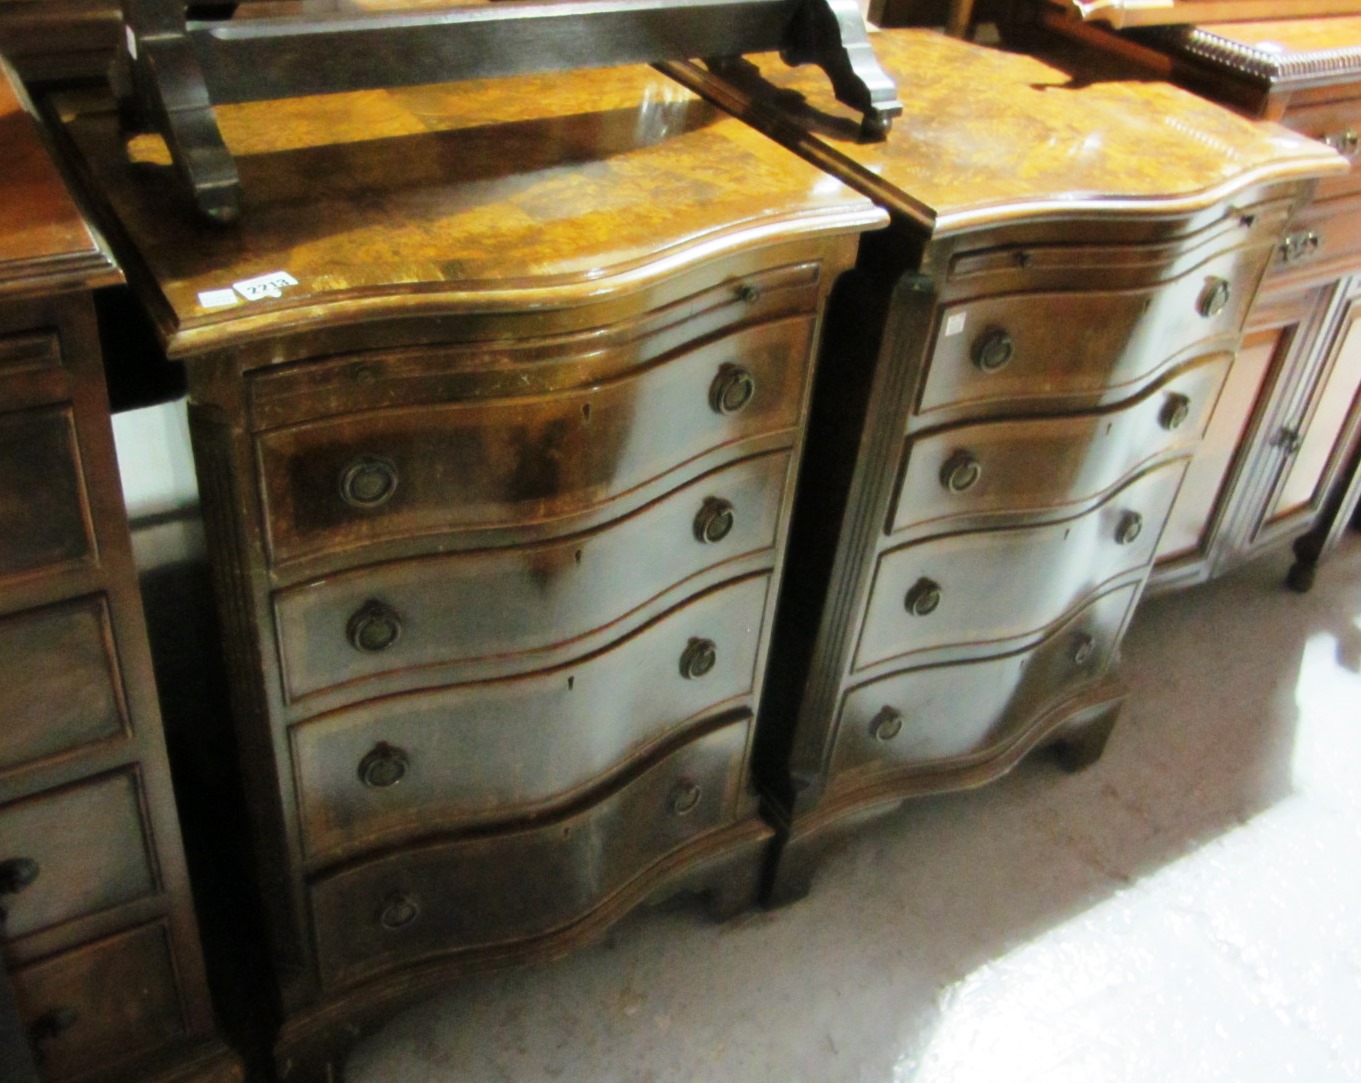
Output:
[1283,99,1361,203]
[922,239,1269,417]
[11,922,187,1083]
[0,328,62,382]
[309,715,751,990]
[292,574,769,864]
[832,582,1138,778]
[892,355,1227,535]
[0,771,155,940]
[255,315,813,566]
[857,461,1182,673]
[0,405,93,582]
[275,451,788,706]
[0,596,127,775]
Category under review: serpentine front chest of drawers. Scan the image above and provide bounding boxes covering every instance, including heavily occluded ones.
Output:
[0,62,239,1083]
[53,65,884,1079]
[666,30,1344,899]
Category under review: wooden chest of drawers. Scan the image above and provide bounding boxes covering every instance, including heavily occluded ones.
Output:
[0,62,239,1083]
[665,29,1343,899]
[51,65,884,1078]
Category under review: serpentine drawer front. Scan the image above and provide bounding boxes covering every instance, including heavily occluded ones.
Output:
[308,715,751,991]
[56,58,884,1079]
[661,28,1340,901]
[0,61,239,1083]
[292,575,769,866]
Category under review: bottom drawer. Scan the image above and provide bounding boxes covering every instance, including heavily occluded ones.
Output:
[11,922,187,1082]
[832,582,1139,779]
[310,715,752,990]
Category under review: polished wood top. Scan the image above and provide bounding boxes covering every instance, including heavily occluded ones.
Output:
[1140,16,1361,86]
[664,30,1345,236]
[53,64,883,357]
[0,59,117,297]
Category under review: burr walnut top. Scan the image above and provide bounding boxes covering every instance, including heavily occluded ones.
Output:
[0,60,116,297]
[52,63,883,354]
[664,29,1345,236]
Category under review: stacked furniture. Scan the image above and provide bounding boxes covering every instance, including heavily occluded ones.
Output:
[1017,12,1361,593]
[0,60,239,1083]
[665,29,1344,899]
[51,64,885,1079]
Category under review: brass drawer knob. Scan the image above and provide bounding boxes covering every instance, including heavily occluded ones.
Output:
[870,706,903,742]
[1115,511,1144,546]
[358,743,409,789]
[972,328,1015,373]
[1198,277,1231,319]
[1072,633,1096,667]
[735,282,761,305]
[1323,128,1359,157]
[1159,393,1191,432]
[679,637,717,680]
[348,600,402,653]
[694,498,736,544]
[940,451,982,494]
[667,779,703,817]
[378,892,420,930]
[709,365,756,415]
[339,455,399,509]
[904,577,942,616]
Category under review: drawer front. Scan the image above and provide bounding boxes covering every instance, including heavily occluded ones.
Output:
[833,583,1138,778]
[11,922,186,1083]
[256,315,813,565]
[293,574,769,863]
[310,716,751,990]
[0,772,156,940]
[276,451,787,704]
[0,329,62,382]
[858,462,1181,673]
[0,596,126,775]
[892,356,1227,535]
[1284,100,1361,203]
[922,243,1265,416]
[0,406,93,581]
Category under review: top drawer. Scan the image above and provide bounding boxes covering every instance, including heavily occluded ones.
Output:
[1283,98,1361,203]
[920,226,1277,418]
[0,405,94,584]
[255,315,813,566]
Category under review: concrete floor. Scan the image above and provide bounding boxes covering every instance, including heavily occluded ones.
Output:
[345,536,1361,1083]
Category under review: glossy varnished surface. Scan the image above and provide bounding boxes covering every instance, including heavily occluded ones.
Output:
[54,65,882,354]
[0,61,115,296]
[665,30,1342,234]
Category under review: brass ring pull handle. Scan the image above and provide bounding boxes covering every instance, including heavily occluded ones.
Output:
[972,328,1015,373]
[378,893,420,930]
[0,857,39,924]
[694,498,736,544]
[1198,277,1231,319]
[940,451,982,494]
[869,706,903,742]
[358,743,409,789]
[904,578,942,617]
[1115,511,1144,546]
[679,637,717,680]
[29,1007,80,1061]
[347,600,402,653]
[667,779,702,817]
[709,365,756,416]
[339,454,399,509]
[1072,633,1096,667]
[1159,393,1191,432]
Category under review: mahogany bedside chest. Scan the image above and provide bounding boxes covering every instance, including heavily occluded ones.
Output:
[0,59,240,1083]
[50,65,885,1079]
[665,29,1344,900]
